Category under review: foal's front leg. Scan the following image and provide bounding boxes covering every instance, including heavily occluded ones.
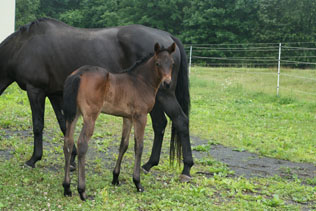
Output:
[112,118,132,185]
[132,114,147,192]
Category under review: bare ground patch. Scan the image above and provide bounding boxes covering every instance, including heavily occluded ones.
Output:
[191,136,316,181]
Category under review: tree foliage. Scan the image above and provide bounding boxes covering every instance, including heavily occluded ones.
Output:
[15,0,316,44]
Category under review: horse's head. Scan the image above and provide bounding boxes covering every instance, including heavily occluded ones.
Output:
[154,42,176,89]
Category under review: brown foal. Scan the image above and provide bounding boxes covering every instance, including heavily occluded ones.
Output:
[62,43,176,200]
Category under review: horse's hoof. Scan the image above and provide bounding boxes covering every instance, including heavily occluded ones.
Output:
[179,174,192,183]
[142,167,149,174]
[25,160,35,168]
[70,164,76,172]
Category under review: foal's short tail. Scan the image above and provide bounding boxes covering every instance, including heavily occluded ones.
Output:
[170,35,190,166]
[63,71,81,123]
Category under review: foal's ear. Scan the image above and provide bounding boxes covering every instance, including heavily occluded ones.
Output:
[154,43,161,54]
[168,42,176,54]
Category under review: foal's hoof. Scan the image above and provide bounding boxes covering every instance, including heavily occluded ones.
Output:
[78,188,87,201]
[64,189,72,197]
[111,179,120,186]
[63,183,72,197]
[137,186,144,192]
[79,192,86,201]
[179,174,192,183]
[135,183,144,192]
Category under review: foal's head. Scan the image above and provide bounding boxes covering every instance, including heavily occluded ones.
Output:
[154,42,176,88]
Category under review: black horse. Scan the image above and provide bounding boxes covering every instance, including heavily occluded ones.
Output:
[0,18,193,180]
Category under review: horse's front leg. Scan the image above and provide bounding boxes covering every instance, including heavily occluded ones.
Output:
[48,94,77,171]
[112,117,132,185]
[142,102,167,173]
[25,86,46,168]
[77,117,96,201]
[132,114,147,192]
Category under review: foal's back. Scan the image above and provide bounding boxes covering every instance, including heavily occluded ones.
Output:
[76,65,155,118]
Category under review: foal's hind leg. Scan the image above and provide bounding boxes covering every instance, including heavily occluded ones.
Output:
[48,94,77,171]
[62,116,79,197]
[77,116,96,201]
[132,115,147,192]
[142,102,167,173]
[112,118,132,185]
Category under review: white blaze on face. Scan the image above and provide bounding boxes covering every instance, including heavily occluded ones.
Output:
[0,0,15,43]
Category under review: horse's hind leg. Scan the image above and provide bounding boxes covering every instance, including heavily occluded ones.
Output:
[62,116,78,197]
[48,94,77,170]
[112,117,132,185]
[25,86,46,168]
[142,102,167,172]
[77,116,96,201]
[158,93,193,180]
[132,115,147,192]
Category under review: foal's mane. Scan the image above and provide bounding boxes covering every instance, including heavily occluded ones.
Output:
[122,46,169,73]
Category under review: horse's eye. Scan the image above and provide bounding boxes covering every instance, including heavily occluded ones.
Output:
[156,62,160,67]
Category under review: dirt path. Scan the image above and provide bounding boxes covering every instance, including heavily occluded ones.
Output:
[191,136,316,180]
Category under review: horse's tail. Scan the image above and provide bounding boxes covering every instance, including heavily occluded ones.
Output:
[63,71,81,123]
[170,35,190,166]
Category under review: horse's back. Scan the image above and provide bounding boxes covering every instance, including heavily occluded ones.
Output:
[116,25,178,67]
[1,18,180,94]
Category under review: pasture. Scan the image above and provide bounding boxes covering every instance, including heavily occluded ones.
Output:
[0,67,315,210]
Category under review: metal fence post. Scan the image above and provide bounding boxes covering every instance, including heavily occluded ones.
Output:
[277,43,282,96]
[189,45,192,74]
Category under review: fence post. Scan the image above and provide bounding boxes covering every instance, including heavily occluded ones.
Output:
[277,43,282,96]
[189,45,192,74]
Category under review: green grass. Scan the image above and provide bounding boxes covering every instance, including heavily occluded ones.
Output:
[0,67,315,210]
[190,67,316,163]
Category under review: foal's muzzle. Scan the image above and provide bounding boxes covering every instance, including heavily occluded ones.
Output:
[162,78,172,89]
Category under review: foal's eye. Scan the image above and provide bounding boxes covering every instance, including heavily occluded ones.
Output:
[155,62,160,67]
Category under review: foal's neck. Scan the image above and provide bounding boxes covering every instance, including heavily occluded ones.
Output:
[132,57,162,91]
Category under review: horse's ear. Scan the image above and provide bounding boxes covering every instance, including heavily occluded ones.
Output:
[168,42,176,54]
[154,43,160,54]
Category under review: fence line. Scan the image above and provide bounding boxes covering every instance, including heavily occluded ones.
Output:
[281,60,316,65]
[186,42,316,96]
[281,87,316,96]
[279,73,316,82]
[184,41,316,46]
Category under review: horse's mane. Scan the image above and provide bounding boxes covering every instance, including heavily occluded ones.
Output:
[19,17,65,32]
[0,18,65,49]
[123,46,169,73]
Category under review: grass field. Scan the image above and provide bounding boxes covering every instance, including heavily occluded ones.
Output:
[0,67,315,210]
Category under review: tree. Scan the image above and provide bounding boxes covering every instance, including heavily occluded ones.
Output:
[15,0,41,28]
